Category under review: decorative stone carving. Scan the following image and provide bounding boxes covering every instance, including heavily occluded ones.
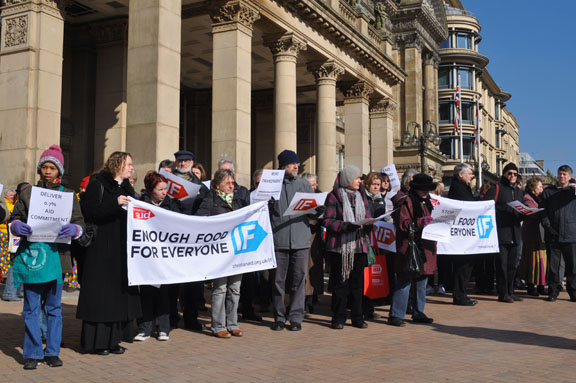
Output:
[343,81,374,101]
[374,2,387,31]
[265,33,307,61]
[210,1,260,31]
[2,0,69,9]
[3,15,27,48]
[370,99,397,115]
[424,51,441,67]
[311,61,345,82]
[395,33,424,52]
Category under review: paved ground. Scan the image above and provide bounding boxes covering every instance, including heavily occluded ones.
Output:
[1,286,575,382]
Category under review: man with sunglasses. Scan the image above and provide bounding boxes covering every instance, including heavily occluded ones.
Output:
[540,165,576,302]
[484,163,524,303]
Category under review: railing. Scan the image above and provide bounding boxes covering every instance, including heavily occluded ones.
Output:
[444,5,475,18]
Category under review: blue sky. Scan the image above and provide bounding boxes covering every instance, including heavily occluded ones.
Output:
[461,1,576,174]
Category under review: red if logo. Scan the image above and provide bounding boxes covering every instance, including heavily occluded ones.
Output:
[166,179,189,199]
[293,199,317,211]
[375,226,395,245]
[133,207,155,220]
[430,198,440,207]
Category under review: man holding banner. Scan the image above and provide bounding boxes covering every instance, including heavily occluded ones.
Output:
[447,163,478,307]
[484,163,524,303]
[269,150,314,332]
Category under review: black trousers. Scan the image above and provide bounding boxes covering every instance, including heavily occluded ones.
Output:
[437,254,454,291]
[240,271,257,315]
[547,242,576,296]
[452,256,475,302]
[179,281,204,327]
[474,254,495,292]
[496,244,520,298]
[329,252,367,325]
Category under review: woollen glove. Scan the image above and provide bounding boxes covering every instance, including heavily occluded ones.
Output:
[417,216,434,227]
[58,223,81,238]
[313,205,326,218]
[11,220,32,236]
[268,197,279,217]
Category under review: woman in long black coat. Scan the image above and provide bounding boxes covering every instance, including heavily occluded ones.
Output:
[76,152,141,355]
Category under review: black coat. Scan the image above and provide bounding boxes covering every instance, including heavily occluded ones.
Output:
[448,176,475,201]
[140,192,185,214]
[539,184,576,243]
[76,171,141,323]
[196,189,249,217]
[484,177,524,245]
[366,191,386,217]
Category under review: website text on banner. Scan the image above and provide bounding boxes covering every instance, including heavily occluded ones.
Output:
[159,169,201,200]
[28,186,73,244]
[127,200,276,286]
[424,195,499,255]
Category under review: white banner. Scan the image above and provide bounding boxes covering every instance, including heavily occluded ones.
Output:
[27,186,73,244]
[283,192,328,217]
[421,205,462,243]
[381,164,401,191]
[372,221,396,252]
[507,200,543,216]
[252,170,285,202]
[127,199,276,285]
[159,169,201,201]
[429,195,499,255]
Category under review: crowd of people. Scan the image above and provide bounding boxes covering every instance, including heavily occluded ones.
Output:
[1,143,576,370]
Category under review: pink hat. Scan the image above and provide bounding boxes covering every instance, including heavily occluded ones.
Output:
[37,145,65,177]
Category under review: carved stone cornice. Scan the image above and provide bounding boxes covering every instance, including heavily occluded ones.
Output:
[395,32,424,52]
[3,14,27,48]
[1,0,68,18]
[264,33,307,63]
[370,99,397,116]
[342,81,374,102]
[309,61,345,84]
[271,0,404,86]
[210,0,260,34]
[88,18,127,45]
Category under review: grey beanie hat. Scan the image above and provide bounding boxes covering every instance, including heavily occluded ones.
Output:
[339,165,361,188]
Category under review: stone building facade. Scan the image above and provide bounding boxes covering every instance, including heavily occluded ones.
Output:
[0,0,518,192]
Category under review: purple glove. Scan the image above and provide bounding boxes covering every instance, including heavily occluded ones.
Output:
[58,224,80,238]
[417,216,434,227]
[11,220,32,236]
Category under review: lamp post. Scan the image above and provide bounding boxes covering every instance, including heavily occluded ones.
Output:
[478,153,489,188]
[403,120,441,173]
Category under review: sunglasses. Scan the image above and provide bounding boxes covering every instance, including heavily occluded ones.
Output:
[506,172,518,176]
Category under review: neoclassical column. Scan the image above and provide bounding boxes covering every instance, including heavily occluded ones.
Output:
[265,33,307,165]
[310,61,344,191]
[342,81,373,173]
[0,0,66,185]
[400,34,424,126]
[423,52,440,125]
[126,0,181,190]
[370,99,397,168]
[211,0,259,187]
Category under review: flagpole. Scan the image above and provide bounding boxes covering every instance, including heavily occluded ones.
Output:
[458,73,463,163]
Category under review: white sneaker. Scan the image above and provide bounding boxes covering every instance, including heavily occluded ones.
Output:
[157,332,169,341]
[134,333,150,341]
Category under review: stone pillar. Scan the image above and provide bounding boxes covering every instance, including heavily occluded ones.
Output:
[126,0,181,189]
[423,52,439,125]
[90,19,128,170]
[211,0,260,187]
[370,99,397,169]
[265,33,307,166]
[343,81,373,173]
[0,0,65,185]
[404,45,423,126]
[310,61,344,192]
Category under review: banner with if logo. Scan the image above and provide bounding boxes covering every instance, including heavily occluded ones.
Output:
[283,192,328,217]
[159,169,201,201]
[371,221,396,252]
[427,195,499,255]
[126,199,276,285]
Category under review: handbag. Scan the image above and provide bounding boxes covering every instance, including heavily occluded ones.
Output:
[77,184,103,248]
[405,220,425,277]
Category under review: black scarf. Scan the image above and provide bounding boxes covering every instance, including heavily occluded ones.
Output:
[408,188,433,219]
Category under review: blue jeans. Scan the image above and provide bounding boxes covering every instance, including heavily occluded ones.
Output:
[390,274,428,320]
[211,275,242,333]
[22,281,63,359]
[2,267,23,300]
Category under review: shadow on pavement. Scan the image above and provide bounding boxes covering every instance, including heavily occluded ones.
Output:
[430,323,576,350]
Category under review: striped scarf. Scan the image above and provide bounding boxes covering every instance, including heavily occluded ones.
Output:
[339,188,365,281]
